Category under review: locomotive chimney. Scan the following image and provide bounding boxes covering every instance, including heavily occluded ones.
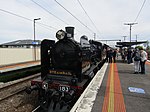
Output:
[65,26,74,39]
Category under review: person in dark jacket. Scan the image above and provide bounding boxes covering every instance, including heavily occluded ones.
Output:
[127,48,132,64]
[108,49,113,63]
[106,48,109,62]
[113,49,117,63]
[132,48,140,74]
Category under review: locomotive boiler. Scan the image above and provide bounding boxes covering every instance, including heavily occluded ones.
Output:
[26,27,107,112]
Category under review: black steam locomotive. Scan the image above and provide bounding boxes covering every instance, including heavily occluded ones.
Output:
[26,27,107,111]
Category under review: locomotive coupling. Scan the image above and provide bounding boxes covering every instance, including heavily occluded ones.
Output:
[25,85,38,94]
[64,89,75,102]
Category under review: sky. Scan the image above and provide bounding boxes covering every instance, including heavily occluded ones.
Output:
[0,0,149,47]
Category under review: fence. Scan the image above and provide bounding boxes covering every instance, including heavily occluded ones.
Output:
[0,48,40,66]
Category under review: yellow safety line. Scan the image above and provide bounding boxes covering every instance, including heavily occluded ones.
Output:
[102,63,126,112]
[108,63,114,112]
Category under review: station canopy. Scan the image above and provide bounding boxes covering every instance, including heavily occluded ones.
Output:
[116,41,147,47]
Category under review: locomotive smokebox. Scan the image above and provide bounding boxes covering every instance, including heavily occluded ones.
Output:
[65,26,74,39]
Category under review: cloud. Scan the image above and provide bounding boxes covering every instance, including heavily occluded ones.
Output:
[0,0,150,44]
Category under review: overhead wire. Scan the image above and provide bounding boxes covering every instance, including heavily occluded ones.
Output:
[30,0,85,35]
[2,0,94,37]
[77,0,101,35]
[0,8,57,30]
[0,8,31,21]
[54,0,95,34]
[134,0,147,22]
[30,0,69,25]
[37,22,57,30]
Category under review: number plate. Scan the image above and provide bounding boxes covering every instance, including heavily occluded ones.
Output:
[59,85,70,92]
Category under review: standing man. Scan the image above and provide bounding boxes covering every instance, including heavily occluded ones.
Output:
[139,47,147,74]
[108,49,113,63]
[127,48,132,64]
[106,48,109,62]
[113,49,117,63]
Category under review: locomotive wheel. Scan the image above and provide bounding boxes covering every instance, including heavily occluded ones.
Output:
[47,100,71,112]
[39,90,72,112]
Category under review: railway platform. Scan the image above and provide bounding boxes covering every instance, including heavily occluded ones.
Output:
[71,58,150,112]
[0,61,40,73]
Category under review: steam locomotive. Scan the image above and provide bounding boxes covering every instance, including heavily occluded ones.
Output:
[26,27,107,111]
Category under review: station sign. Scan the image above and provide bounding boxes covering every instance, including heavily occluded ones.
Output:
[32,42,38,45]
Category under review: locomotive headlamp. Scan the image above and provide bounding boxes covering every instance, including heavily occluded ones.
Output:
[56,30,66,40]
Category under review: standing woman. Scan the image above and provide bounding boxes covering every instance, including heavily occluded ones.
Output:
[139,47,147,74]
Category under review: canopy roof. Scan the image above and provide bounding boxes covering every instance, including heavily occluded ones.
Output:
[116,41,147,47]
[0,40,41,46]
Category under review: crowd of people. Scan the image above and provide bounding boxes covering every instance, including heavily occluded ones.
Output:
[133,47,147,74]
[106,48,117,63]
[106,47,147,74]
[121,47,147,74]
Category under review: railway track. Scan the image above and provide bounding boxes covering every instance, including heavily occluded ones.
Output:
[0,73,40,102]
[32,105,41,112]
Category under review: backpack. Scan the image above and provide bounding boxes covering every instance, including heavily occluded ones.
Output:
[134,52,140,61]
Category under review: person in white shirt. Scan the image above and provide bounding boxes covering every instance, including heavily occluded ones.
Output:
[139,47,147,74]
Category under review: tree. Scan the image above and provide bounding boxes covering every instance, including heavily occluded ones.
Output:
[135,46,143,50]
